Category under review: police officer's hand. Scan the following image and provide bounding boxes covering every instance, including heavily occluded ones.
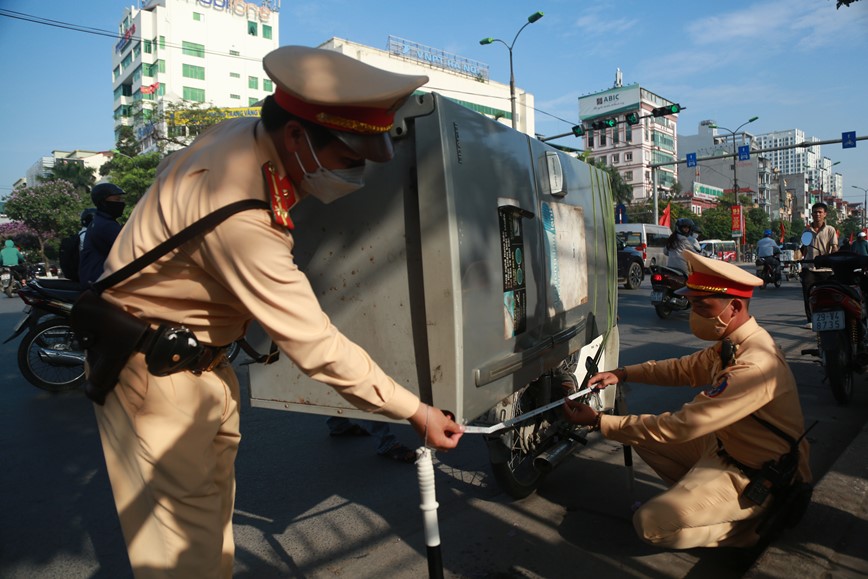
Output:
[587,369,624,390]
[408,403,465,451]
[563,396,598,426]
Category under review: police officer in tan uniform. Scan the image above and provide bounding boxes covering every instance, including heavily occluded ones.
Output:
[563,251,811,549]
[92,46,464,577]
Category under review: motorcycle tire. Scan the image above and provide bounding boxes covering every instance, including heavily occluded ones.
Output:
[774,279,782,288]
[5,284,14,298]
[17,319,86,393]
[825,338,854,406]
[654,304,672,319]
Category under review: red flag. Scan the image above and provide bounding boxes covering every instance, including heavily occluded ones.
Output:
[850,232,854,244]
[779,222,785,243]
[658,202,671,227]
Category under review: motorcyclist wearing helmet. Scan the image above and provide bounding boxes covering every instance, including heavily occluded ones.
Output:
[79,183,125,285]
[664,217,701,275]
[756,229,782,280]
[79,208,97,249]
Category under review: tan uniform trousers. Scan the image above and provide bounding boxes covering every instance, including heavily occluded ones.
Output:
[632,434,767,549]
[93,353,240,578]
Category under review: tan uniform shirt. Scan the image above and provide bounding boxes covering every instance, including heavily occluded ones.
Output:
[803,223,838,268]
[600,317,811,483]
[101,117,419,420]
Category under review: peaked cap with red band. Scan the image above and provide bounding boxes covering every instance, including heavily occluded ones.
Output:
[263,45,428,163]
[675,251,763,298]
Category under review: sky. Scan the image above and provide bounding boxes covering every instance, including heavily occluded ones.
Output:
[1,0,867,201]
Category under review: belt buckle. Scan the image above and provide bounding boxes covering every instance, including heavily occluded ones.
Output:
[203,348,227,372]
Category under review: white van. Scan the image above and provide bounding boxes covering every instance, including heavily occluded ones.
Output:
[699,239,737,262]
[615,223,671,269]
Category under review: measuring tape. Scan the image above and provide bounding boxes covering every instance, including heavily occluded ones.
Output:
[461,386,598,434]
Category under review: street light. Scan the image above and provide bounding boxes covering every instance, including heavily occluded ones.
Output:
[853,185,868,229]
[480,11,544,130]
[709,116,758,262]
[708,116,759,203]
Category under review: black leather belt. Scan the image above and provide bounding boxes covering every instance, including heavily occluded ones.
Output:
[716,438,760,478]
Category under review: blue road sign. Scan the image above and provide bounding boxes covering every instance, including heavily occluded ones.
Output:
[843,131,857,149]
[738,145,750,161]
[686,153,697,168]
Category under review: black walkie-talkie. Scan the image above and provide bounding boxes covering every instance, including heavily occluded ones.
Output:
[720,338,735,368]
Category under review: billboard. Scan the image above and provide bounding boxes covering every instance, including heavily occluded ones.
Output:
[578,84,641,120]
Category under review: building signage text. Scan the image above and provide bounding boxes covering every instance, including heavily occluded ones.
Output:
[579,85,640,120]
[692,182,723,201]
[197,0,277,22]
[388,36,489,81]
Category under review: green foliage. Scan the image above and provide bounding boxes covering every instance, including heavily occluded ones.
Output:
[100,151,162,208]
[3,180,89,265]
[114,125,139,158]
[695,206,731,240]
[39,159,96,194]
[157,100,229,149]
[744,207,771,245]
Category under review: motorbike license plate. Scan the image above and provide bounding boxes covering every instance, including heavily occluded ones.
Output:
[812,311,845,332]
[650,291,663,303]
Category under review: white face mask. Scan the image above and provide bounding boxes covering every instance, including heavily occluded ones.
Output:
[295,131,365,204]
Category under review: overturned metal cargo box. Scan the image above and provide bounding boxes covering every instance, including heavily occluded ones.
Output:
[248,93,619,426]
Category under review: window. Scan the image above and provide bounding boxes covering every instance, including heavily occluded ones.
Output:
[193,12,202,21]
[183,86,206,102]
[144,39,152,54]
[612,153,620,164]
[230,50,240,56]
[587,134,594,148]
[159,36,166,50]
[263,79,273,92]
[624,171,633,181]
[156,59,166,73]
[230,72,240,78]
[613,127,620,144]
[182,41,205,58]
[263,24,273,39]
[249,97,259,106]
[230,94,240,100]
[248,21,258,36]
[121,52,132,70]
[133,43,141,60]
[626,125,633,143]
[600,132,607,146]
[113,66,120,81]
[248,76,258,90]
[183,64,205,80]
[625,152,633,162]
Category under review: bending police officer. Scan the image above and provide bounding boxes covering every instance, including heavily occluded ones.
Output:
[90,45,464,578]
[563,252,812,549]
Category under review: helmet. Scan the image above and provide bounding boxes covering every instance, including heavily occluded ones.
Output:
[675,218,695,232]
[91,182,125,207]
[763,229,773,237]
[80,208,97,227]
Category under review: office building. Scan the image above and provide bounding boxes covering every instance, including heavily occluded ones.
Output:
[112,0,281,152]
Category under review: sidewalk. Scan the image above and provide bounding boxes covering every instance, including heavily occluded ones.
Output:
[746,421,868,578]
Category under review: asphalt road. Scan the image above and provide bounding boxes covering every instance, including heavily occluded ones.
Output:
[0,271,865,578]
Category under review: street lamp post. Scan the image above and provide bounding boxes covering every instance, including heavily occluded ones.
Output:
[853,185,868,229]
[709,117,758,262]
[480,11,544,130]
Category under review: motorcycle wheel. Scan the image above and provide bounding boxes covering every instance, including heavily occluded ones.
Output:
[17,319,86,393]
[5,284,14,298]
[774,279,782,288]
[825,339,854,406]
[654,304,672,319]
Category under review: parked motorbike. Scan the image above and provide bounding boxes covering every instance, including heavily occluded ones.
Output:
[755,255,783,289]
[5,278,85,392]
[801,232,868,405]
[1,265,24,297]
[5,278,243,393]
[650,265,690,319]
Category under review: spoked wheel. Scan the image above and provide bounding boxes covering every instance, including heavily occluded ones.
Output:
[654,304,672,319]
[17,319,86,392]
[825,336,853,405]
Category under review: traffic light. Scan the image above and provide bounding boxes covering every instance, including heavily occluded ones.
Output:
[571,124,586,137]
[590,118,617,130]
[625,112,640,125]
[651,104,682,117]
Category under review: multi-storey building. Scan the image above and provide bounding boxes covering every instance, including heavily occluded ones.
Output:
[578,79,679,203]
[112,0,281,151]
[754,129,843,201]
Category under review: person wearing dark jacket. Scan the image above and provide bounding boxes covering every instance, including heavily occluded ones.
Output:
[79,183,125,285]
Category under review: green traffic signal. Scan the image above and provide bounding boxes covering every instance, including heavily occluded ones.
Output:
[603,118,617,128]
[651,103,683,117]
[571,124,586,137]
[625,112,640,125]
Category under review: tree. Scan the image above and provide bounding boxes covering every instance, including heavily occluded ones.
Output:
[39,159,96,194]
[586,157,637,205]
[695,206,731,241]
[153,100,230,149]
[744,207,771,246]
[3,180,89,265]
[0,221,41,259]
[114,125,140,158]
[99,151,162,209]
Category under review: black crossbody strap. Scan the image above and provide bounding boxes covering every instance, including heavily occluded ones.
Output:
[93,199,270,293]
